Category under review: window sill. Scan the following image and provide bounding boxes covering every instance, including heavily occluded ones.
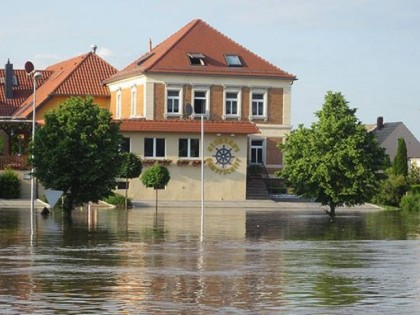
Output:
[142,158,172,166]
[249,116,268,122]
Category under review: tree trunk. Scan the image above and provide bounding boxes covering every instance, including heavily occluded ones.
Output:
[125,178,128,210]
[325,204,336,217]
[62,195,74,213]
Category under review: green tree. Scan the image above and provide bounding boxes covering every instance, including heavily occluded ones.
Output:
[393,138,408,177]
[119,152,143,209]
[31,96,123,212]
[279,91,387,217]
[141,164,170,213]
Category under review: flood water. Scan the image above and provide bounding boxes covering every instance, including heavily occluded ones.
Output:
[1,206,420,314]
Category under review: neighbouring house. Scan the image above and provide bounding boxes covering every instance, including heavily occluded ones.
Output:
[0,48,117,197]
[105,19,297,201]
[367,116,420,166]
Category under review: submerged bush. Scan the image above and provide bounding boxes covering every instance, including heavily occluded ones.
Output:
[400,193,420,212]
[104,193,131,208]
[0,169,21,199]
[372,174,408,207]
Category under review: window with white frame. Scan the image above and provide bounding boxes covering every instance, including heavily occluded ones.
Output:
[130,86,137,117]
[116,90,122,119]
[224,90,241,117]
[250,139,264,164]
[144,138,166,158]
[193,89,208,114]
[179,138,199,158]
[251,90,267,118]
[166,88,182,115]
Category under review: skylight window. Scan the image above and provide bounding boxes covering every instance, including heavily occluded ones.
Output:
[188,53,206,66]
[225,55,242,67]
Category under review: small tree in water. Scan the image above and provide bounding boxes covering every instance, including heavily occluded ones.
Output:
[279,91,387,217]
[119,152,143,209]
[141,163,170,213]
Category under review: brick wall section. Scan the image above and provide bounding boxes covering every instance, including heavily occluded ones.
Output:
[266,137,283,165]
[267,88,283,124]
[136,85,144,117]
[154,83,165,120]
[121,88,131,118]
[184,84,191,105]
[242,87,250,120]
[110,91,116,117]
[210,85,223,120]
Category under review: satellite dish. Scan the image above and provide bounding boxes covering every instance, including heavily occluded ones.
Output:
[24,61,34,74]
[185,103,193,116]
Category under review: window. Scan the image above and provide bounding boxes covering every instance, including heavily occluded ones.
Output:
[144,138,165,158]
[251,91,267,117]
[225,55,242,67]
[131,86,137,117]
[179,138,199,158]
[121,137,130,153]
[225,91,239,116]
[250,139,264,164]
[188,53,206,65]
[116,90,122,119]
[167,89,181,114]
[193,90,207,114]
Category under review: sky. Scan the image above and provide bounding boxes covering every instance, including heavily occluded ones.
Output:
[1,0,419,138]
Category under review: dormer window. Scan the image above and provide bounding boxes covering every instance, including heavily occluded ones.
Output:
[188,53,206,66]
[225,55,242,67]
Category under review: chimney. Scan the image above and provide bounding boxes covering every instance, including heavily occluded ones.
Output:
[91,44,97,54]
[377,116,384,129]
[4,59,13,99]
[149,38,152,53]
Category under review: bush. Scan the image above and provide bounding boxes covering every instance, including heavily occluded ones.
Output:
[103,193,131,208]
[0,169,21,198]
[372,173,408,207]
[400,193,420,212]
[409,184,420,194]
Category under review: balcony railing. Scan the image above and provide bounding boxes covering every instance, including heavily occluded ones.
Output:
[0,155,30,170]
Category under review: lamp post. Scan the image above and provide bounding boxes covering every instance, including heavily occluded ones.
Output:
[30,72,41,217]
[200,113,204,241]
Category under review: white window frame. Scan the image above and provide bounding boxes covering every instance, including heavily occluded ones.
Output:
[144,138,166,158]
[191,86,210,118]
[130,86,137,118]
[179,138,200,159]
[116,89,122,119]
[249,138,265,165]
[223,88,241,119]
[249,89,268,121]
[165,85,183,117]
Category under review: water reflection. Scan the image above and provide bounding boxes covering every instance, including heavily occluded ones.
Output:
[0,206,419,314]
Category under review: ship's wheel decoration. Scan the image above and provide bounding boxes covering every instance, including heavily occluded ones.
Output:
[213,145,235,168]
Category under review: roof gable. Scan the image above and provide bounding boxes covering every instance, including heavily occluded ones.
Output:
[14,52,117,118]
[108,19,296,83]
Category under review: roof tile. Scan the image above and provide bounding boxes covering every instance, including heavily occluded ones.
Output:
[119,119,260,135]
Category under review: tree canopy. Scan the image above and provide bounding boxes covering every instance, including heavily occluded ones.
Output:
[31,96,123,211]
[141,164,170,189]
[279,91,387,216]
[119,152,143,209]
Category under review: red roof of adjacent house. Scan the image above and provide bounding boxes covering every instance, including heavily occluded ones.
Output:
[107,19,296,83]
[119,119,260,135]
[0,68,51,116]
[12,52,117,118]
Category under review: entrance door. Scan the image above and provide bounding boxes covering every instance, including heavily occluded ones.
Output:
[250,139,264,164]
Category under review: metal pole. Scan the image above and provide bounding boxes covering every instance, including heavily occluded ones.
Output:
[30,72,40,240]
[200,114,204,241]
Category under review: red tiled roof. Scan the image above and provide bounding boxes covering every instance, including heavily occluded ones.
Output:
[119,119,260,135]
[107,19,296,83]
[0,69,51,116]
[13,52,117,118]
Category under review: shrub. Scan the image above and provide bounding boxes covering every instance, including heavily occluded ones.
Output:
[372,173,408,207]
[409,184,420,194]
[0,169,21,199]
[400,193,420,212]
[104,193,132,208]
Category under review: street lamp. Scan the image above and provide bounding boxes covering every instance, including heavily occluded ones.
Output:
[30,72,41,215]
